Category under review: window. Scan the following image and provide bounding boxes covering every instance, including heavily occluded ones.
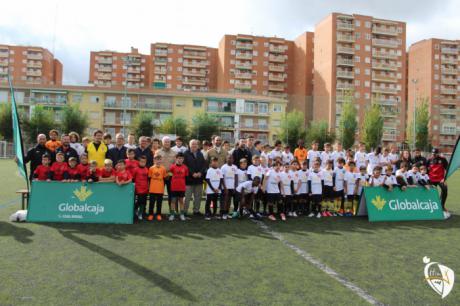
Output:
[365,21,371,28]
[365,45,371,52]
[90,96,100,103]
[220,116,234,127]
[355,68,360,75]
[273,104,282,112]
[244,118,253,127]
[89,111,99,120]
[272,119,281,127]
[354,56,360,62]
[434,74,439,80]
[355,44,361,50]
[244,102,255,113]
[104,112,115,124]
[365,57,371,63]
[365,33,371,40]
[355,80,360,86]
[355,32,361,39]
[355,20,361,27]
[259,119,267,128]
[258,103,269,113]
[72,93,83,103]
[193,99,202,108]
[365,69,371,75]
[364,81,370,87]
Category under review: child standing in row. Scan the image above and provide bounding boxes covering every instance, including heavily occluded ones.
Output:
[169,153,189,221]
[148,155,167,221]
[205,157,223,220]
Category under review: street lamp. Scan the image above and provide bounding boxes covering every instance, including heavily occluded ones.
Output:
[411,78,418,149]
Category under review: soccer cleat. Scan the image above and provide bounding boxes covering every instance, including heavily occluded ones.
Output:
[255,212,263,220]
[308,212,315,218]
[443,211,451,220]
[292,212,298,218]
[147,214,154,221]
[316,212,322,219]
[205,216,211,221]
[325,211,333,217]
[287,211,293,217]
[168,214,175,221]
[179,214,186,221]
[222,214,228,220]
[280,213,286,221]
[156,214,162,221]
[243,208,250,216]
[249,214,255,219]
[321,211,327,217]
[268,214,276,221]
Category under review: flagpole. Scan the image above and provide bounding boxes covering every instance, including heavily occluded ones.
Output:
[444,134,460,181]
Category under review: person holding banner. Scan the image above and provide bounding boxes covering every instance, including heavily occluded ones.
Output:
[428,148,449,216]
[20,134,52,181]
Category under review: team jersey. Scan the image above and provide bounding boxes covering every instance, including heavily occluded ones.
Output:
[236,180,259,194]
[125,159,139,176]
[76,163,89,180]
[331,150,346,168]
[344,171,358,195]
[369,175,385,186]
[33,165,50,181]
[320,151,333,168]
[356,173,369,194]
[388,153,399,173]
[296,169,309,194]
[221,164,238,190]
[67,166,81,180]
[148,165,167,194]
[395,169,409,185]
[237,168,248,185]
[170,164,189,192]
[206,167,223,194]
[99,168,115,178]
[280,171,294,196]
[265,169,281,194]
[308,170,323,195]
[115,170,132,183]
[282,152,294,165]
[307,150,321,169]
[322,169,334,186]
[367,152,381,175]
[354,151,368,169]
[384,174,397,187]
[247,164,264,180]
[268,149,283,161]
[50,162,68,181]
[406,170,420,185]
[380,154,391,167]
[333,167,346,191]
[294,148,307,164]
[418,173,430,185]
[132,166,149,194]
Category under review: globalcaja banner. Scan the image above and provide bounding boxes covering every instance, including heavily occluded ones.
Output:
[357,186,444,222]
[27,181,135,224]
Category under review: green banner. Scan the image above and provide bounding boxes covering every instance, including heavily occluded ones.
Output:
[446,135,460,180]
[357,186,444,222]
[27,181,134,224]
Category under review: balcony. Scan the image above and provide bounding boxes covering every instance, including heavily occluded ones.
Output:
[440,138,457,145]
[372,86,398,94]
[336,58,354,66]
[336,82,354,90]
[235,52,252,60]
[27,53,43,60]
[269,55,285,63]
[104,100,172,111]
[154,59,168,65]
[27,61,42,68]
[0,69,8,75]
[98,65,112,72]
[336,71,354,79]
[372,26,398,36]
[374,98,398,106]
[183,78,206,86]
[336,22,354,31]
[235,83,252,90]
[381,111,398,118]
[441,78,457,85]
[441,57,457,65]
[0,50,8,58]
[98,57,112,64]
[268,84,285,92]
[97,74,112,80]
[441,48,458,55]
[154,50,168,57]
[372,39,399,48]
[240,123,269,130]
[235,62,252,70]
[127,67,141,73]
[268,64,284,72]
[372,74,397,82]
[183,61,207,68]
[234,72,252,79]
[337,34,354,42]
[382,133,397,141]
[440,98,458,105]
[183,51,206,60]
[441,68,457,75]
[126,75,140,81]
[373,51,399,59]
[439,107,457,115]
[183,69,205,77]
[0,60,8,66]
[269,74,285,82]
[372,62,398,71]
[440,126,458,136]
[26,70,42,76]
[336,46,354,54]
[207,104,236,113]
[236,42,253,50]
[440,88,458,95]
[30,97,67,106]
[269,45,285,53]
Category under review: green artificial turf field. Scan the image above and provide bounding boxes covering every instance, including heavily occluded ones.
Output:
[0,159,459,305]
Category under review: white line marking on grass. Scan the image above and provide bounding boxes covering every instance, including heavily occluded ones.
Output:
[253,220,384,306]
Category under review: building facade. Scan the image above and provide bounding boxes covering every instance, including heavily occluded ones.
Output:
[313,13,407,144]
[0,45,62,86]
[408,39,459,151]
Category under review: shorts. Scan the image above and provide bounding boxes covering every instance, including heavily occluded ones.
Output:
[335,189,344,199]
[324,185,334,199]
[346,194,358,202]
[310,194,322,203]
[266,193,280,203]
[171,191,185,198]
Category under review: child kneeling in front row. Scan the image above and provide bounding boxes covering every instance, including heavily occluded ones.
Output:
[235,176,261,219]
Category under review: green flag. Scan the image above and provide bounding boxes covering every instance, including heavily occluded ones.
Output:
[445,135,460,180]
[8,76,29,190]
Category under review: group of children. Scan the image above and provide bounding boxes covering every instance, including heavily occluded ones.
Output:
[33,140,434,222]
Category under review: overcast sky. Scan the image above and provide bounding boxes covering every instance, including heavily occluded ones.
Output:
[1,0,459,85]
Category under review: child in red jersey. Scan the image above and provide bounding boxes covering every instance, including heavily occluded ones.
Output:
[87,161,99,183]
[115,160,132,185]
[50,152,68,181]
[99,159,115,182]
[33,154,51,181]
[77,153,89,181]
[66,157,81,182]
[125,148,139,177]
[168,152,189,221]
[132,156,149,221]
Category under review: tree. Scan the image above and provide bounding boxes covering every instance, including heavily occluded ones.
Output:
[22,105,55,143]
[361,103,384,151]
[130,112,154,139]
[306,120,335,149]
[60,104,89,136]
[0,103,13,141]
[338,93,358,149]
[189,112,221,141]
[279,111,307,148]
[158,117,188,139]
[407,98,430,151]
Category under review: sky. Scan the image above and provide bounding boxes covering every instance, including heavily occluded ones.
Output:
[1,0,459,85]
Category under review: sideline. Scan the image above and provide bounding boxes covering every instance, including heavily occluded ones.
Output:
[0,196,20,209]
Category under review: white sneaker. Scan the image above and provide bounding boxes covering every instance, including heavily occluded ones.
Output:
[180,214,186,221]
[168,214,175,221]
[249,214,255,219]
[443,211,451,220]
[205,216,211,221]
[288,212,293,217]
[222,214,228,220]
[308,212,315,218]
[316,212,322,219]
[137,212,143,220]
[292,212,298,217]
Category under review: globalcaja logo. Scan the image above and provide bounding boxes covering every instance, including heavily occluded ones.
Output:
[371,196,386,210]
[371,195,439,213]
[423,256,455,299]
[57,185,105,216]
[73,185,93,201]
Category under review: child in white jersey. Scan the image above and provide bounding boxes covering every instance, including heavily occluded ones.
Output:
[307,141,321,169]
[356,166,369,196]
[235,177,261,219]
[279,164,294,220]
[320,142,333,169]
[308,160,324,218]
[383,165,397,191]
[354,143,368,170]
[221,155,238,220]
[205,157,224,220]
[418,165,431,189]
[247,155,264,214]
[344,161,358,216]
[282,145,294,166]
[322,160,335,214]
[295,161,309,215]
[232,158,248,217]
[369,166,385,187]
[262,161,282,221]
[331,142,346,169]
[333,158,347,216]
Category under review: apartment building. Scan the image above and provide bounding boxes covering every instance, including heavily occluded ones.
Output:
[89,47,150,89]
[0,84,286,144]
[217,34,294,99]
[408,39,459,152]
[150,43,217,92]
[313,13,407,143]
[0,45,62,86]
